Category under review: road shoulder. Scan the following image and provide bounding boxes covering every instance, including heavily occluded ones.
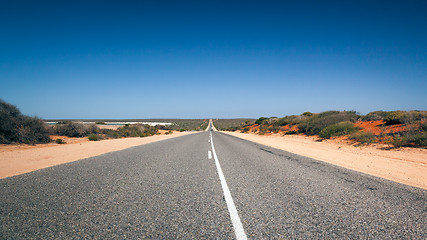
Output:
[222,131,427,190]
[0,131,196,179]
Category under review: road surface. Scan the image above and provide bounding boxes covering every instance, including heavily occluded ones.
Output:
[1,126,426,239]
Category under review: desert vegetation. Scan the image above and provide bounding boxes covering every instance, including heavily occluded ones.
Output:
[0,99,51,144]
[0,99,215,145]
[88,119,210,131]
[213,119,256,131]
[1,100,199,144]
[235,110,426,148]
[159,119,209,131]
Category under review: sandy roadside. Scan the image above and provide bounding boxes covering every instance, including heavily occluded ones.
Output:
[223,131,427,190]
[0,131,195,179]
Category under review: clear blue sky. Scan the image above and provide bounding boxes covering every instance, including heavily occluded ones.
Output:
[1,0,426,119]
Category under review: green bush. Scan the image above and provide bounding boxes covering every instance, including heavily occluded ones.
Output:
[55,138,66,144]
[362,111,389,121]
[298,111,359,136]
[302,112,313,117]
[0,99,51,144]
[214,119,256,131]
[54,121,98,137]
[284,130,298,135]
[241,126,250,133]
[390,135,407,148]
[270,125,281,133]
[411,132,427,147]
[255,117,269,125]
[385,111,407,125]
[274,115,302,126]
[88,134,100,141]
[259,124,269,134]
[385,111,427,125]
[349,131,376,144]
[101,124,158,138]
[179,129,186,132]
[390,131,427,148]
[318,121,360,139]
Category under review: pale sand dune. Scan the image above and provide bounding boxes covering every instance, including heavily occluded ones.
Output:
[0,131,195,179]
[223,131,427,190]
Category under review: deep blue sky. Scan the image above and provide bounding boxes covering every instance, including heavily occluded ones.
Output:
[1,0,426,119]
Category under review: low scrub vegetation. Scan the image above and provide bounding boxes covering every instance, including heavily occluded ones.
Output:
[55,138,66,144]
[298,111,359,136]
[387,129,426,148]
[88,134,100,141]
[101,124,158,138]
[318,121,360,139]
[362,110,426,125]
[213,119,256,131]
[348,132,376,144]
[155,119,209,131]
[235,110,426,148]
[53,121,98,137]
[0,99,51,144]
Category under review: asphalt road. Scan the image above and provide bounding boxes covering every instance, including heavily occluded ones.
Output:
[1,130,426,239]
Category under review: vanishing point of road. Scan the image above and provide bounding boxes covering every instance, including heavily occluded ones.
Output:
[1,122,426,239]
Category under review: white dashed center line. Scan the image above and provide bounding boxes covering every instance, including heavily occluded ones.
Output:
[210,132,247,240]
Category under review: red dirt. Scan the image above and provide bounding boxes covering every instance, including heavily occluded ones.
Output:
[278,125,299,134]
[354,120,419,136]
[245,120,421,144]
[355,120,385,135]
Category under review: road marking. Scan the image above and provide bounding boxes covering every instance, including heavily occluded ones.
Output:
[210,132,247,240]
[208,150,212,159]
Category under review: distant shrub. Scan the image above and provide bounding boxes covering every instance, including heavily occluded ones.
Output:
[389,131,427,148]
[349,132,376,144]
[88,134,100,141]
[270,125,281,133]
[102,124,158,138]
[54,122,98,137]
[284,130,298,135]
[318,121,360,139]
[0,99,51,144]
[275,115,302,126]
[95,122,106,125]
[385,111,407,125]
[384,111,427,125]
[55,138,66,144]
[103,130,120,139]
[165,130,172,135]
[241,126,250,133]
[255,117,269,125]
[259,124,269,134]
[223,126,239,131]
[179,129,186,132]
[298,111,359,136]
[362,111,389,121]
[390,135,407,148]
[302,112,313,117]
[411,132,427,148]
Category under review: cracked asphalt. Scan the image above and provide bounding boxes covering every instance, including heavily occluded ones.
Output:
[1,131,426,239]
